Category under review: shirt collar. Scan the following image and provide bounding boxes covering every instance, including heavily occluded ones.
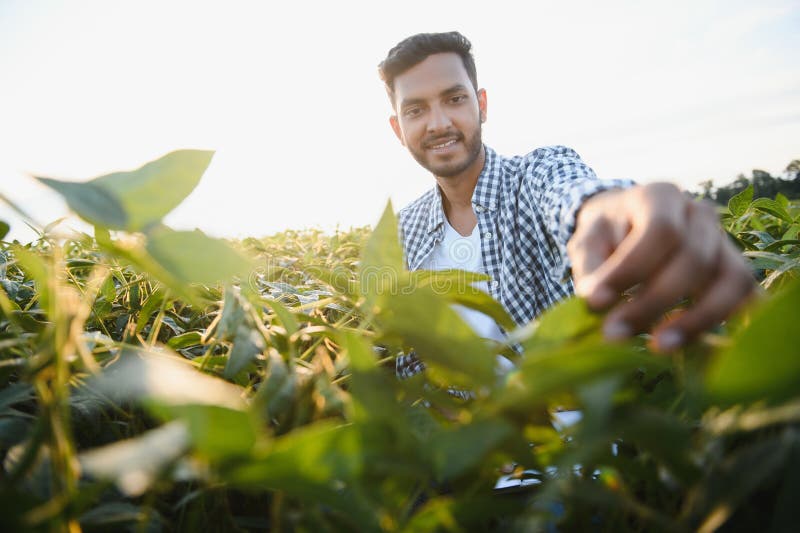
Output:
[425,145,501,235]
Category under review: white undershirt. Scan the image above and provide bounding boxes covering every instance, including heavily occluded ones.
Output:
[418,218,506,342]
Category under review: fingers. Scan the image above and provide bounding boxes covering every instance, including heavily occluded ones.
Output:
[650,240,757,352]
[576,183,686,310]
[568,215,617,295]
[602,200,722,339]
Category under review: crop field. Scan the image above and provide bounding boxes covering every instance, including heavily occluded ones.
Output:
[0,150,798,532]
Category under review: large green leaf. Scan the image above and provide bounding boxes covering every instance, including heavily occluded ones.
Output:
[34,178,128,228]
[0,220,9,241]
[707,278,800,404]
[36,149,213,232]
[146,227,253,287]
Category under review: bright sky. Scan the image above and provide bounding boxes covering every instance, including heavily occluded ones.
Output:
[1,0,798,243]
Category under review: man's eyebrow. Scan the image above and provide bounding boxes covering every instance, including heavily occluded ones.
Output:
[399,84,470,109]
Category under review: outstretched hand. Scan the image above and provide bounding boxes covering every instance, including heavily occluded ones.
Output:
[567,183,757,352]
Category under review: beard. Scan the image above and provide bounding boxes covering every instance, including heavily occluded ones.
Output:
[408,122,483,178]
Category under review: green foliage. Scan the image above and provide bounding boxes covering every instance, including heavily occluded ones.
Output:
[0,153,798,532]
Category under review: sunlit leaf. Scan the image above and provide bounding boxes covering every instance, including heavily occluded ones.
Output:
[91,350,246,410]
[34,178,128,228]
[79,421,190,496]
[36,149,214,231]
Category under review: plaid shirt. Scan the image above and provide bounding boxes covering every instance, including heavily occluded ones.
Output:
[396,145,634,378]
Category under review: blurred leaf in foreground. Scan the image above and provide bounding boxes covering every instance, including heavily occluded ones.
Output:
[79,421,190,496]
[90,350,258,458]
[35,149,213,232]
[707,278,800,405]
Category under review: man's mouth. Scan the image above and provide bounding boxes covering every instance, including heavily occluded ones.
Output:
[426,137,460,151]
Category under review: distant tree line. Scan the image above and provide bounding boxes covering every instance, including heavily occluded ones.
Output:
[695,159,800,204]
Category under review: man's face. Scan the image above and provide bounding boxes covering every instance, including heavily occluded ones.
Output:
[389,53,487,179]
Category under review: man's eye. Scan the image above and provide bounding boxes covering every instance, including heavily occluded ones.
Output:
[404,107,421,117]
[450,95,467,104]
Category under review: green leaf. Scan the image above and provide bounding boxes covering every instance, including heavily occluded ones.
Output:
[707,278,800,404]
[263,297,300,336]
[414,269,516,331]
[762,239,800,253]
[751,197,793,224]
[728,185,753,217]
[166,331,203,350]
[500,337,668,410]
[359,201,405,306]
[35,177,128,228]
[93,149,213,231]
[0,221,9,241]
[428,418,513,481]
[253,350,295,420]
[222,422,377,528]
[37,150,214,231]
[136,287,168,333]
[342,331,402,423]
[508,296,602,348]
[377,286,496,388]
[223,325,265,379]
[162,404,257,459]
[146,227,253,287]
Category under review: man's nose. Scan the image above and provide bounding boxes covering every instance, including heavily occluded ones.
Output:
[426,105,453,133]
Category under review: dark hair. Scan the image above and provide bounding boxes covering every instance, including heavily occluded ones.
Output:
[378,31,478,104]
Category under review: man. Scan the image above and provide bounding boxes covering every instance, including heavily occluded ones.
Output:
[378,32,755,375]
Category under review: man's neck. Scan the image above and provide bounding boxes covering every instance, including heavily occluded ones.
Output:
[435,145,486,236]
[435,145,486,209]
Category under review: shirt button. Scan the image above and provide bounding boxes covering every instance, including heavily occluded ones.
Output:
[484,232,493,240]
[491,280,499,289]
[475,205,485,213]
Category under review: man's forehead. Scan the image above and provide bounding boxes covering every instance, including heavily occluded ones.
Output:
[393,52,472,104]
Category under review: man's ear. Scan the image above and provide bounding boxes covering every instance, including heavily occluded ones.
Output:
[389,115,405,146]
[477,88,487,123]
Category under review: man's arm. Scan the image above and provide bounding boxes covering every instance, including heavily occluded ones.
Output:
[568,182,757,352]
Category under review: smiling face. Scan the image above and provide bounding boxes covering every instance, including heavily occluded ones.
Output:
[389,53,487,180]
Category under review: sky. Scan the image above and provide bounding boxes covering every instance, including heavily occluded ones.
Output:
[1,0,799,243]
